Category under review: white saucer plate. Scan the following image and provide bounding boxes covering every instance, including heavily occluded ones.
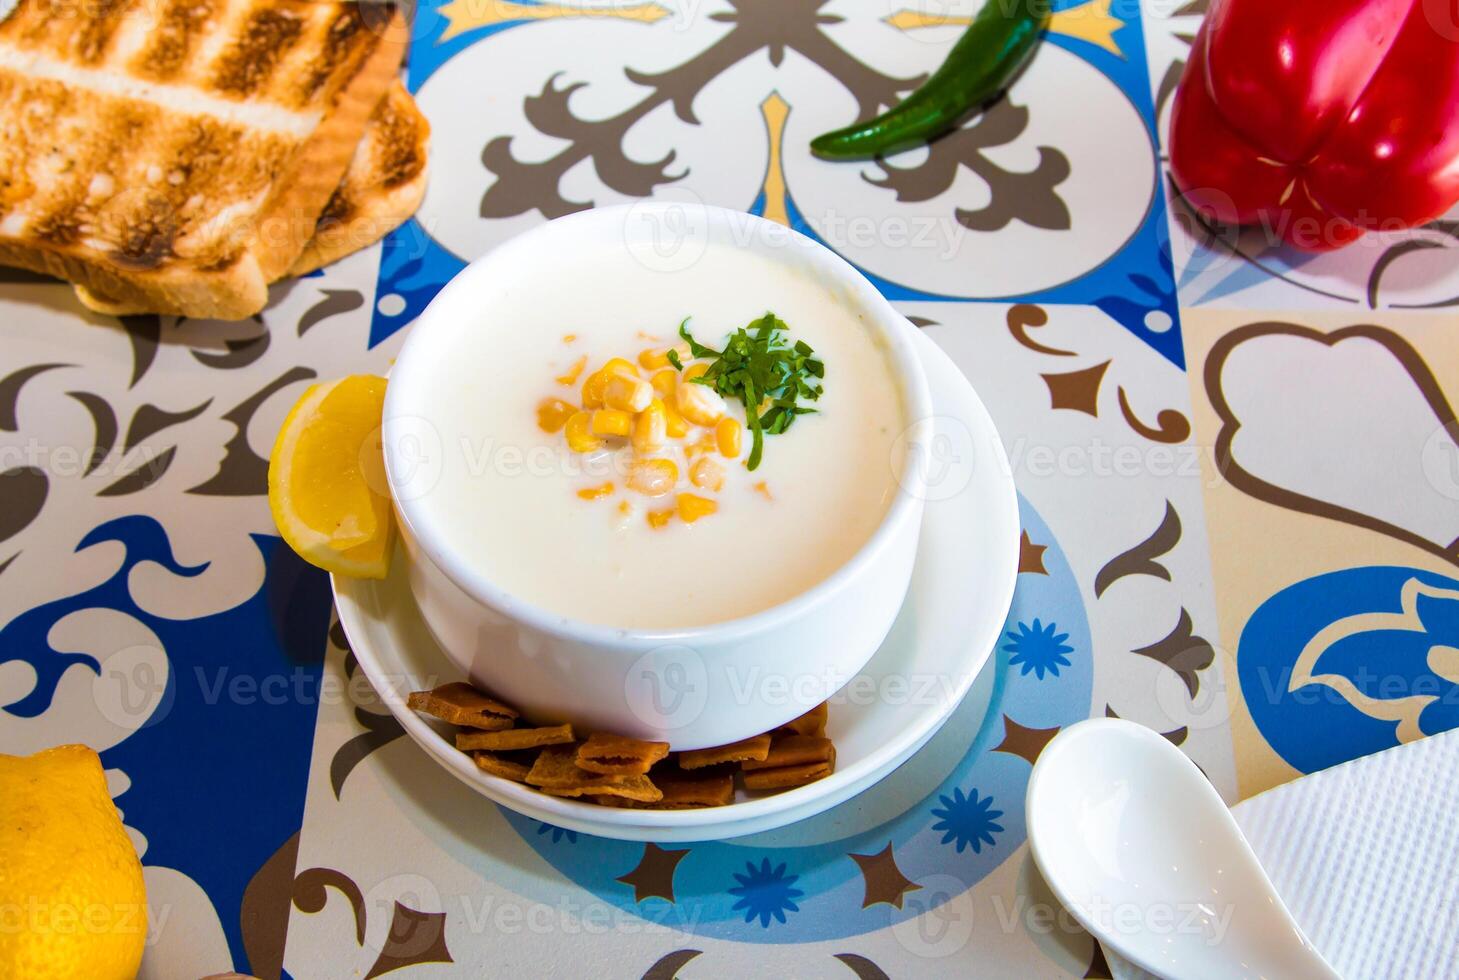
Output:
[334,329,1019,841]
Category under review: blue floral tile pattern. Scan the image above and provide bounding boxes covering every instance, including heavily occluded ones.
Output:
[1004,619,1075,680]
[728,859,805,927]
[930,788,1005,855]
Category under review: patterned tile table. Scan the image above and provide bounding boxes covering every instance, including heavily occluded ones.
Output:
[2,1,1456,976]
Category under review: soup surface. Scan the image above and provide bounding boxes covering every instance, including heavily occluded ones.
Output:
[403,241,907,629]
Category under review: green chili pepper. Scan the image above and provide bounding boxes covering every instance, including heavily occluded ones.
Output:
[810,0,1051,160]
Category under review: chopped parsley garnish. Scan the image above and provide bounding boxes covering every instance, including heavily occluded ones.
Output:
[668,313,823,470]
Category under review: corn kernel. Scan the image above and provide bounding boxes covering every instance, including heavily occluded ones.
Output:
[682,362,709,382]
[677,376,725,426]
[715,416,742,458]
[640,344,689,370]
[753,480,773,500]
[562,333,577,343]
[650,368,677,398]
[591,409,632,437]
[646,508,674,529]
[677,492,718,523]
[577,481,614,500]
[663,402,690,437]
[584,358,641,407]
[536,397,577,433]
[565,412,602,453]
[581,370,608,409]
[556,355,587,387]
[627,457,678,497]
[690,456,725,491]
[684,432,718,457]
[605,373,653,413]
[634,399,668,453]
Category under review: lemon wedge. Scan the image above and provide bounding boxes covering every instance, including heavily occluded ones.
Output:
[268,374,394,578]
[0,745,147,980]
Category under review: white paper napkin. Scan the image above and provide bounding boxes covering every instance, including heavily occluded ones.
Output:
[1233,729,1459,979]
[1107,729,1459,980]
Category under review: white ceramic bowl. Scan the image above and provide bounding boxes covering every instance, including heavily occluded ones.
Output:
[382,203,934,750]
[340,328,1019,841]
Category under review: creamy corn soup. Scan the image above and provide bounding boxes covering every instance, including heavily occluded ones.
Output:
[408,243,907,629]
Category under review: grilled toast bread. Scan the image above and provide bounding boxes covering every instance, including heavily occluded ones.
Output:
[0,0,408,319]
[74,78,429,311]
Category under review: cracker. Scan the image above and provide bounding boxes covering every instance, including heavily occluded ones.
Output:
[576,733,670,775]
[406,682,518,730]
[641,769,735,808]
[742,747,836,791]
[457,724,574,752]
[777,702,829,737]
[540,776,661,802]
[527,744,663,802]
[678,734,772,770]
[525,744,593,787]
[741,735,834,772]
[472,751,533,783]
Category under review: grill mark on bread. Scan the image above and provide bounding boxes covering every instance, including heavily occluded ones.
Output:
[162,121,289,268]
[5,1,69,48]
[375,87,425,189]
[109,121,224,269]
[133,0,216,80]
[32,207,86,246]
[212,6,304,97]
[0,71,33,217]
[72,0,135,64]
[0,0,138,63]
[13,78,86,246]
[293,6,364,103]
[316,186,354,225]
[110,208,176,268]
[29,89,151,251]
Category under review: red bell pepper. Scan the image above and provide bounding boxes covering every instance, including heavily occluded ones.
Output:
[1169,0,1459,250]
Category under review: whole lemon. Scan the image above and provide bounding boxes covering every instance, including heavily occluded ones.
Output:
[0,745,147,979]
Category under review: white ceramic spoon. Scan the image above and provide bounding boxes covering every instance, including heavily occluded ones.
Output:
[1027,718,1342,980]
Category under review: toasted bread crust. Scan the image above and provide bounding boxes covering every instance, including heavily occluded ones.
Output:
[12,240,270,318]
[288,79,429,277]
[0,0,408,318]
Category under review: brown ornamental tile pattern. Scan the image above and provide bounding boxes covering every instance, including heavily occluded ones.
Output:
[992,715,1062,765]
[1018,530,1049,575]
[616,843,691,903]
[847,843,921,910]
[364,902,453,979]
[1041,361,1109,416]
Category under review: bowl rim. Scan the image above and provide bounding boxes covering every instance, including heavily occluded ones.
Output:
[383,202,935,647]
